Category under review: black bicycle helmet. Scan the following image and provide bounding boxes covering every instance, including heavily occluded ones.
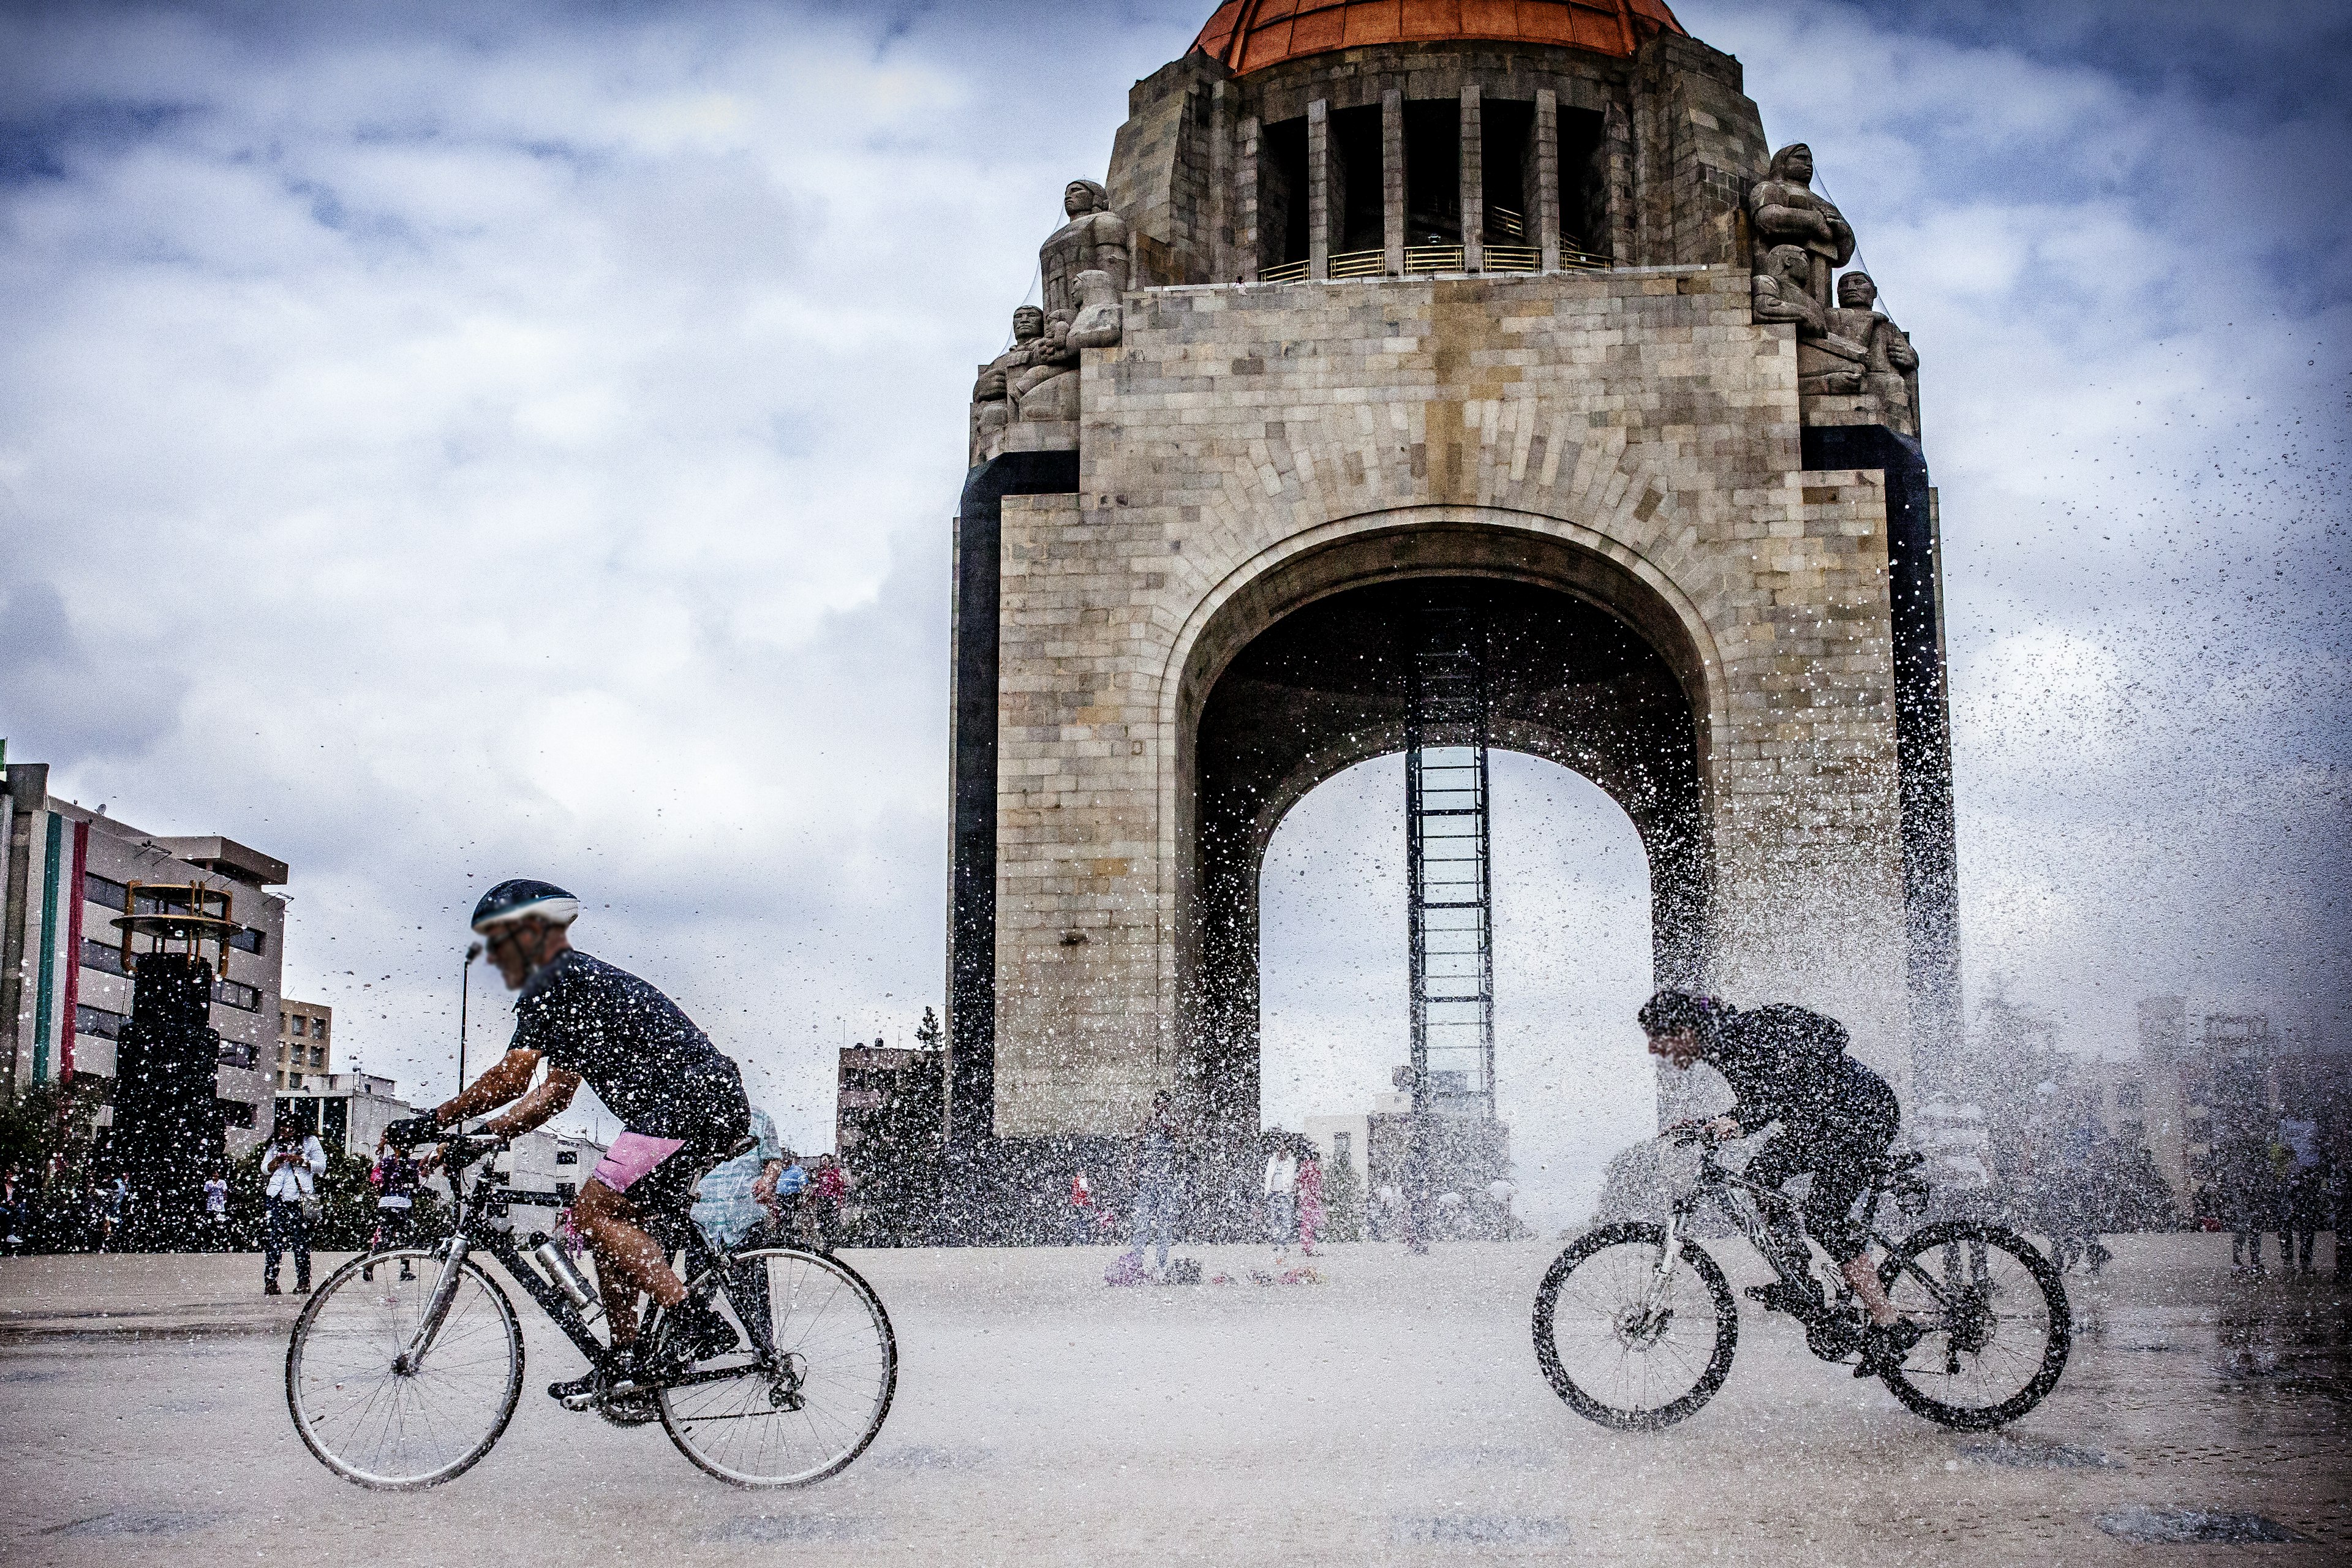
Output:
[1637,989,1725,1039]
[470,878,581,932]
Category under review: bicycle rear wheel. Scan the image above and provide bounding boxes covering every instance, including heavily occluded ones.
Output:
[1876,1221,2069,1430]
[655,1246,896,1487]
[286,1247,524,1488]
[1532,1221,1738,1431]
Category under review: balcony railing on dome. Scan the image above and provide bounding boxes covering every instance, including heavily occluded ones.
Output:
[1254,238,1615,283]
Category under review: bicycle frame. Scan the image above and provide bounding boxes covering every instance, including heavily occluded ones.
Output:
[1646,1139,1959,1332]
[391,1136,773,1392]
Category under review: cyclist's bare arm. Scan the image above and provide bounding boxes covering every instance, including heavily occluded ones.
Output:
[429,1048,582,1137]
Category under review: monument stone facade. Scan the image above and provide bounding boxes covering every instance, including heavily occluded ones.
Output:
[949,1,1956,1216]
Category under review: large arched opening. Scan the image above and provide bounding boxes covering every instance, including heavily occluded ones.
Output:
[1257,752,1657,1233]
[1171,521,1717,1194]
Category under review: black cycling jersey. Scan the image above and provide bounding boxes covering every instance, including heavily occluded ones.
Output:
[1697,1004,1900,1258]
[1697,1005,1893,1136]
[511,949,748,1141]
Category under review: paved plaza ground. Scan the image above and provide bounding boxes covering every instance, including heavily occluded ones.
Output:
[0,1233,2346,1566]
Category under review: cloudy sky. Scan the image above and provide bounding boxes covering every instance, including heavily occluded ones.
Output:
[3,0,2345,1226]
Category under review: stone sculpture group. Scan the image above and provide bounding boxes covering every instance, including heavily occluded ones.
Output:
[1747,142,1920,437]
[970,143,1921,464]
[970,181,1131,462]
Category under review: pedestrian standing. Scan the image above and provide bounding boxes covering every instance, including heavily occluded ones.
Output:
[2277,1114,2323,1277]
[810,1154,850,1253]
[261,1112,326,1295]
[202,1171,229,1250]
[773,1150,809,1244]
[362,1139,423,1283]
[1069,1169,1098,1245]
[1262,1139,1298,1253]
[1129,1091,1183,1278]
[1295,1146,1324,1256]
[97,1174,127,1253]
[2228,1128,2278,1276]
[0,1167,24,1256]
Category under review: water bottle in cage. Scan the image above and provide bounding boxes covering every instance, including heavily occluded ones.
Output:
[529,1233,600,1314]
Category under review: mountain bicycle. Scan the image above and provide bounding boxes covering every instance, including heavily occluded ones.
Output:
[1532,1126,2067,1431]
[284,1131,896,1488]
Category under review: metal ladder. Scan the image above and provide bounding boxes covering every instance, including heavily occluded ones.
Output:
[1405,602,1496,1121]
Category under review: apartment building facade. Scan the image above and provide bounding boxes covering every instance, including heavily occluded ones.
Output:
[2,758,282,1154]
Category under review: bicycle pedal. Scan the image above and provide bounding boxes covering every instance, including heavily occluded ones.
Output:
[558,1389,601,1412]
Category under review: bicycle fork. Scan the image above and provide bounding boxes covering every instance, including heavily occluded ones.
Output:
[393,1237,472,1376]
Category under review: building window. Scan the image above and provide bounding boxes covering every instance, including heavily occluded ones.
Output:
[292,1016,307,1037]
[309,1046,325,1068]
[78,937,131,978]
[82,872,129,911]
[556,1181,577,1201]
[217,1098,257,1129]
[555,1150,579,1166]
[74,1005,127,1040]
[228,926,266,954]
[213,978,262,1012]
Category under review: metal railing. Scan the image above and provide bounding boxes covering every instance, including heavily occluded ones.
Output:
[1250,238,1615,283]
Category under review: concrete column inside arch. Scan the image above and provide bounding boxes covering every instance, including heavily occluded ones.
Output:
[1306,99,1331,281]
[1382,88,1405,276]
[1459,85,1483,271]
[1534,89,1562,271]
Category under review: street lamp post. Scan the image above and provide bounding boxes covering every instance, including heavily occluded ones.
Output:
[458,941,483,1095]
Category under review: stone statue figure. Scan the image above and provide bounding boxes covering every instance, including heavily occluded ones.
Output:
[1066,270,1123,349]
[1012,309,1080,423]
[1826,271,1920,436]
[1755,243,1866,398]
[1040,180,1130,319]
[1747,144,1853,307]
[971,305,1047,459]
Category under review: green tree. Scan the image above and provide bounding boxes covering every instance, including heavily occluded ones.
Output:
[0,1077,107,1186]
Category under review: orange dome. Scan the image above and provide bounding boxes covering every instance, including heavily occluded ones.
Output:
[1194,0,1687,74]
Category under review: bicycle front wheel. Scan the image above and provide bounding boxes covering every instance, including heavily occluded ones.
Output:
[286,1247,524,1488]
[1532,1221,1738,1431]
[655,1246,897,1487]
[1876,1221,2070,1430]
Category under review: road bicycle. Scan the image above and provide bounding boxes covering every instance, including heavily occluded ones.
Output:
[1532,1126,2068,1431]
[284,1132,896,1488]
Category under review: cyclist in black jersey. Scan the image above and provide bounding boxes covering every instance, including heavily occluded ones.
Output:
[1640,989,1923,1375]
[408,880,752,1398]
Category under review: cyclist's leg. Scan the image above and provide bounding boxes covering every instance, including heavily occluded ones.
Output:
[1743,1134,1812,1278]
[573,1136,694,1316]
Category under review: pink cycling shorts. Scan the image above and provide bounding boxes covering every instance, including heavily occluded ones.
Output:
[591,1133,685,1194]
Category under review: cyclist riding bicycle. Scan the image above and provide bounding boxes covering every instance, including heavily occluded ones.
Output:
[389,879,752,1403]
[1638,988,1923,1376]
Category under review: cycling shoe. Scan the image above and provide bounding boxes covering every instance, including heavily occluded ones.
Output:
[1745,1282,1823,1317]
[665,1298,741,1363]
[1854,1318,1924,1378]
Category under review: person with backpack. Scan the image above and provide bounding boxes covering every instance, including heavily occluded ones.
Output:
[1638,989,1920,1376]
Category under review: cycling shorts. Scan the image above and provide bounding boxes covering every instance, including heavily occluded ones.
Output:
[592,1126,742,1219]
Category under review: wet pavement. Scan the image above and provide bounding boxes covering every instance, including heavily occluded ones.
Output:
[1,1233,2345,1565]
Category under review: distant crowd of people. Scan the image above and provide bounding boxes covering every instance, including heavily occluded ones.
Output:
[2203,1112,2342,1279]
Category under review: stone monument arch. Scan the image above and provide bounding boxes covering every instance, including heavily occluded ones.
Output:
[946,0,1956,1229]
